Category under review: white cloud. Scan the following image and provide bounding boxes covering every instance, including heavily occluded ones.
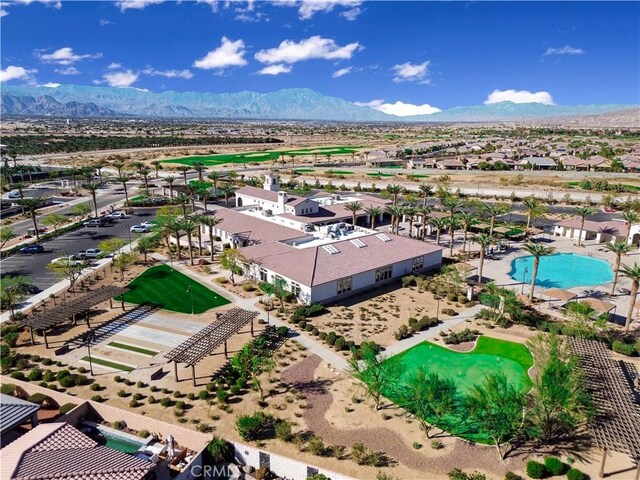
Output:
[340,7,361,20]
[99,19,114,26]
[353,99,441,117]
[38,47,102,65]
[195,0,219,12]
[256,64,292,75]
[255,36,361,65]
[115,0,163,12]
[298,0,361,20]
[55,66,80,75]
[544,45,584,56]
[484,89,555,105]
[0,8,8,16]
[101,69,139,87]
[107,62,122,70]
[0,65,37,83]
[193,37,247,70]
[391,61,430,83]
[12,0,61,9]
[332,67,352,78]
[40,82,61,88]
[142,67,193,79]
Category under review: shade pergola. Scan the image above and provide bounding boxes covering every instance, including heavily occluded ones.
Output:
[542,288,578,307]
[165,307,259,386]
[570,338,640,479]
[582,297,617,316]
[527,227,545,236]
[21,286,129,348]
[470,222,491,231]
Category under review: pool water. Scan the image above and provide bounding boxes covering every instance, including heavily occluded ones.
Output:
[509,253,613,289]
[101,432,146,454]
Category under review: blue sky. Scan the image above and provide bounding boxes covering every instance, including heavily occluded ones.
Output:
[1,1,638,116]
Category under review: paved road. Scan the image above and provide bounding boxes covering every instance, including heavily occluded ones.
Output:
[0,207,158,291]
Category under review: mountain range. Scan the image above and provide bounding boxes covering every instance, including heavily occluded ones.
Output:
[1,84,636,123]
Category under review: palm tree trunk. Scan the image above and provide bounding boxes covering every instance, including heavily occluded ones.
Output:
[435,229,441,245]
[197,231,202,256]
[578,218,585,246]
[370,215,376,230]
[490,216,495,236]
[408,219,413,238]
[526,213,531,229]
[187,232,194,266]
[169,186,173,198]
[478,250,485,283]
[625,282,638,332]
[91,192,98,218]
[611,255,621,295]
[31,210,40,241]
[352,213,356,226]
[462,228,468,252]
[449,225,455,256]
[529,258,540,301]
[174,231,182,260]
[123,183,129,204]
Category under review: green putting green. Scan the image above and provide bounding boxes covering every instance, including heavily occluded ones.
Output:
[116,265,230,314]
[107,342,159,357]
[81,356,134,372]
[294,168,315,173]
[328,170,354,175]
[385,336,533,443]
[164,146,362,167]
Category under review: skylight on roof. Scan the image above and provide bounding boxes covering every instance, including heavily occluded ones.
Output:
[376,233,392,242]
[322,244,341,255]
[350,239,367,248]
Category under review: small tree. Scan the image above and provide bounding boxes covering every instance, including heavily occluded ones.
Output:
[135,234,160,264]
[98,238,127,256]
[0,227,15,249]
[396,368,459,438]
[344,201,363,226]
[219,249,247,285]
[47,259,86,292]
[349,343,403,410]
[464,373,525,460]
[0,276,28,320]
[71,203,91,219]
[114,251,138,281]
[41,213,67,234]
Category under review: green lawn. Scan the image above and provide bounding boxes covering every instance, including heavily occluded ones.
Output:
[81,356,134,372]
[163,145,362,167]
[367,172,395,177]
[294,168,315,173]
[115,265,230,314]
[107,342,159,357]
[328,170,354,175]
[384,336,533,443]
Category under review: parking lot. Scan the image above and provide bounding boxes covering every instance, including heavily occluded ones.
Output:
[0,208,158,291]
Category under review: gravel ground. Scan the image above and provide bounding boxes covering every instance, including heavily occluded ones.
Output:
[282,354,527,478]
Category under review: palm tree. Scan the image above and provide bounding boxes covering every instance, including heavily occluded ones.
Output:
[93,160,106,184]
[177,165,191,185]
[207,171,221,196]
[112,161,125,177]
[386,184,402,206]
[458,211,477,252]
[430,217,447,245]
[619,262,640,332]
[364,205,382,230]
[219,184,235,208]
[344,201,363,226]
[181,218,198,266]
[18,197,44,241]
[167,217,183,260]
[150,160,163,178]
[12,182,26,213]
[385,205,404,234]
[522,197,547,229]
[176,193,190,218]
[574,206,596,246]
[137,166,151,191]
[445,215,461,256]
[417,205,433,240]
[403,205,418,238]
[440,195,463,224]
[621,209,639,226]
[522,243,556,301]
[164,175,176,198]
[192,161,206,181]
[82,182,100,218]
[474,233,495,284]
[418,183,433,206]
[200,214,222,261]
[482,203,508,236]
[115,173,131,205]
[605,242,632,295]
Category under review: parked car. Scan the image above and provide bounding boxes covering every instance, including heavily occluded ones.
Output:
[109,210,128,219]
[50,255,85,266]
[77,248,102,259]
[7,190,21,199]
[19,244,45,254]
[140,221,156,229]
[130,225,150,233]
[84,218,106,227]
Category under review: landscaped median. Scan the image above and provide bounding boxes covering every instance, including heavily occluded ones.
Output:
[114,264,230,314]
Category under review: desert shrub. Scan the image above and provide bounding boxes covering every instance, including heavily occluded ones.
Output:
[91,395,103,402]
[56,370,71,381]
[129,399,139,408]
[612,340,637,356]
[59,403,77,414]
[41,358,53,366]
[236,412,273,441]
[15,358,29,370]
[147,396,156,404]
[335,337,346,351]
[117,390,128,398]
[308,474,331,480]
[160,397,172,407]
[526,461,548,479]
[276,326,289,337]
[504,473,523,480]
[73,375,87,386]
[136,381,145,388]
[138,430,150,438]
[216,388,229,404]
[395,324,411,340]
[175,400,186,409]
[133,392,143,401]
[566,469,585,480]
[441,308,458,316]
[198,390,210,401]
[298,320,307,330]
[230,385,241,395]
[27,393,58,409]
[1,383,27,398]
[113,375,123,383]
[43,370,55,382]
[78,367,87,374]
[242,283,256,292]
[274,420,292,441]
[3,332,19,347]
[173,390,183,398]
[10,371,26,380]
[318,331,327,341]
[326,331,337,346]
[412,442,422,449]
[28,368,43,381]
[215,277,228,284]
[112,420,126,430]
[59,376,75,388]
[30,355,41,363]
[448,470,487,480]
[544,456,566,476]
[197,422,213,433]
[187,392,195,400]
[307,435,325,456]
[443,328,480,345]
[446,292,457,302]
[431,440,444,449]
[173,407,184,417]
[305,323,314,332]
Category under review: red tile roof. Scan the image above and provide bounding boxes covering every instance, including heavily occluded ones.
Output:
[1,423,153,480]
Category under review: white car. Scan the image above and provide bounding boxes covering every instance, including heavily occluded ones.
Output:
[7,191,21,199]
[109,211,128,219]
[50,256,85,266]
[130,225,150,233]
[77,248,102,259]
[140,221,156,229]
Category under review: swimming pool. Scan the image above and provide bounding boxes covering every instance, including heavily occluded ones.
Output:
[509,253,613,289]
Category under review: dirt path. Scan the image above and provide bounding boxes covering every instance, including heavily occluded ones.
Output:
[282,354,527,478]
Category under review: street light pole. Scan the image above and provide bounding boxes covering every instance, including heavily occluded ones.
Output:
[521,266,529,295]
[124,223,132,246]
[187,284,194,315]
[84,332,95,376]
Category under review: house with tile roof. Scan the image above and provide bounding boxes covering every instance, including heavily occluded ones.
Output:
[0,422,154,480]
[553,218,640,246]
[0,394,40,444]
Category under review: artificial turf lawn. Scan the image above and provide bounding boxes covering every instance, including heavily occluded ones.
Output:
[328,170,354,175]
[115,265,230,314]
[107,342,159,357]
[384,336,533,443]
[81,356,134,372]
[164,146,362,167]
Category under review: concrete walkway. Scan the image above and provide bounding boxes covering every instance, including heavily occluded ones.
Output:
[150,254,351,371]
